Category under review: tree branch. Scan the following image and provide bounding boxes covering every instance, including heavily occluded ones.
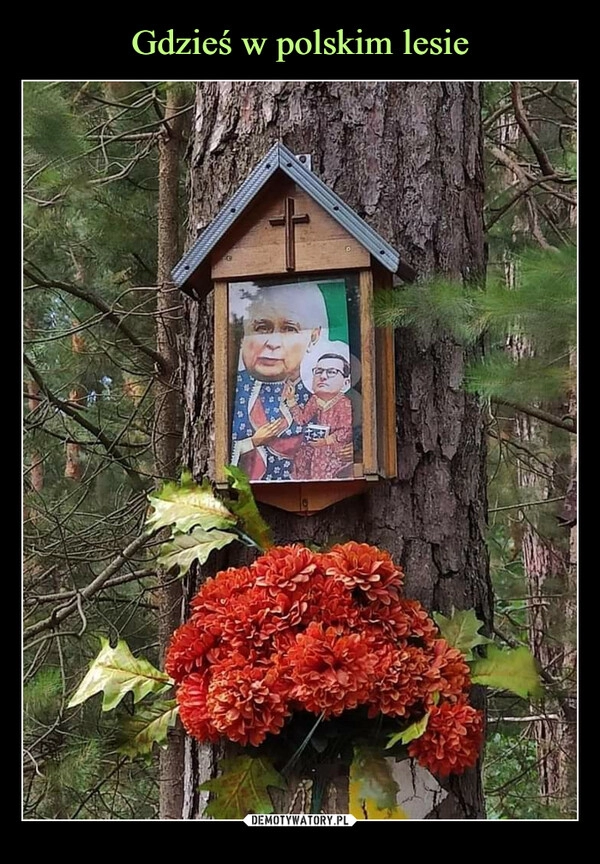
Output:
[25,568,157,604]
[23,530,160,642]
[23,266,166,372]
[23,354,151,490]
[511,82,556,177]
[493,397,576,434]
[485,174,561,231]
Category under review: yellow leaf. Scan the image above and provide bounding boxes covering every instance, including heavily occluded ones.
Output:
[349,778,409,819]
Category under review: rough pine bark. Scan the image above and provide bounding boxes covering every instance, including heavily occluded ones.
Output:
[180,82,492,819]
[155,83,187,820]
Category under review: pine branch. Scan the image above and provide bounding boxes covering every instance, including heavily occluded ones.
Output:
[23,354,151,490]
[493,397,576,434]
[485,174,561,231]
[488,496,566,513]
[487,142,576,198]
[483,85,554,130]
[23,266,166,372]
[24,568,157,604]
[511,83,556,178]
[23,530,161,643]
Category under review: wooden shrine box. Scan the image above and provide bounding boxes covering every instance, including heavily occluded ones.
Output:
[172,143,414,513]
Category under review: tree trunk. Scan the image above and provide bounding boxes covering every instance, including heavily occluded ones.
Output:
[155,83,187,820]
[497,100,577,816]
[65,321,85,481]
[180,82,491,819]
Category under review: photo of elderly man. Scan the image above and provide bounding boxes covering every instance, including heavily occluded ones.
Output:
[229,282,327,481]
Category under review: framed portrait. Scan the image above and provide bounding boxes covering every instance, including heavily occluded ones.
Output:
[227,274,363,483]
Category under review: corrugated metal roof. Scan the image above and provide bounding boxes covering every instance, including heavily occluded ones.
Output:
[171,142,401,291]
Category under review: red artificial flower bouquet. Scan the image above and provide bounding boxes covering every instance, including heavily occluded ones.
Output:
[166,542,483,777]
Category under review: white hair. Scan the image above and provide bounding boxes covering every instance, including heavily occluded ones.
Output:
[245,282,328,331]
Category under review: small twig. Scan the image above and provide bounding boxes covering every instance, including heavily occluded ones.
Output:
[23,267,165,372]
[23,529,161,643]
[489,496,566,513]
[493,397,576,434]
[23,354,149,491]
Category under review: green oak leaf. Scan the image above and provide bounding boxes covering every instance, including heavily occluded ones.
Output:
[223,464,273,551]
[147,472,236,534]
[118,700,179,758]
[158,526,236,574]
[199,755,286,819]
[350,746,399,811]
[470,644,543,699]
[433,608,493,660]
[67,637,172,712]
[386,713,430,749]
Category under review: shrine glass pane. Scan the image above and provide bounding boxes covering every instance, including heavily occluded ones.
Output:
[228,274,363,482]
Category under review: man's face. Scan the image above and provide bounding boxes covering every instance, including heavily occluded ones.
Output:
[311,357,349,399]
[242,300,319,382]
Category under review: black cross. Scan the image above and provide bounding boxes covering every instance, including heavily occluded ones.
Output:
[269,197,310,271]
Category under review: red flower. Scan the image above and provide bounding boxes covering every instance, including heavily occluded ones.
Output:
[206,660,291,746]
[190,566,254,617]
[165,620,216,683]
[323,542,403,604]
[367,641,432,718]
[251,545,320,595]
[169,542,482,772]
[177,673,220,743]
[285,622,376,717]
[424,640,472,700]
[303,573,360,629]
[408,701,484,776]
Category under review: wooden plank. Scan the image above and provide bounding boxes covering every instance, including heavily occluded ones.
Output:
[377,324,398,478]
[253,480,370,514]
[359,269,378,477]
[212,238,369,280]
[213,281,229,486]
[373,266,398,478]
[211,179,369,279]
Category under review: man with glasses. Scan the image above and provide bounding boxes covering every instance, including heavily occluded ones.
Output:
[283,353,354,480]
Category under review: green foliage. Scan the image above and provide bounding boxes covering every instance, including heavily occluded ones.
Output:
[199,755,286,819]
[386,714,429,749]
[68,637,172,711]
[464,353,570,402]
[223,465,273,550]
[484,729,567,820]
[23,667,63,724]
[374,244,576,408]
[482,245,576,349]
[23,79,178,819]
[470,645,543,700]
[118,700,179,759]
[23,82,85,160]
[349,746,399,811]
[374,279,479,343]
[433,608,493,661]
[39,739,104,817]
